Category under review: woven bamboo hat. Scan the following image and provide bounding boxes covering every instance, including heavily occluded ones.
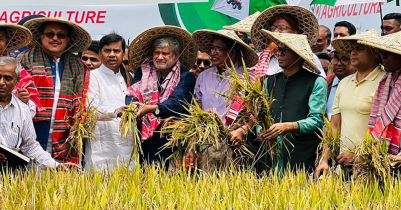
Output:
[251,5,318,52]
[331,29,380,55]
[0,23,32,51]
[23,17,91,52]
[223,12,261,33]
[192,29,258,67]
[260,30,320,74]
[128,25,198,70]
[358,31,401,56]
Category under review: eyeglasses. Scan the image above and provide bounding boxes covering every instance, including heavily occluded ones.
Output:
[331,57,350,65]
[43,32,67,39]
[268,25,293,32]
[273,47,291,56]
[122,60,129,65]
[81,56,99,62]
[210,46,228,53]
[196,58,211,67]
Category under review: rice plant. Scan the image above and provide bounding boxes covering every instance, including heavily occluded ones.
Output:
[161,99,232,156]
[119,101,142,155]
[316,115,340,167]
[65,98,100,158]
[218,58,276,158]
[352,132,391,184]
[0,164,400,209]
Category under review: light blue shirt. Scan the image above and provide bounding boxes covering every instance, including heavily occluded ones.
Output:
[326,76,339,118]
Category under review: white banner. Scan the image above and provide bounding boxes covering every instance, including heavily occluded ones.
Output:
[298,1,400,34]
[1,5,165,41]
[0,0,207,5]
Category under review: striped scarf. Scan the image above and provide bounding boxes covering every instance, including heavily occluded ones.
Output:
[126,59,181,141]
[368,71,401,155]
[18,46,90,163]
[252,43,277,76]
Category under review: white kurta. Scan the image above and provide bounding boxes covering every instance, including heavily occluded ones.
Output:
[85,65,135,171]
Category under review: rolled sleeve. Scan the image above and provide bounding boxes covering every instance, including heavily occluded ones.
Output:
[297,77,327,134]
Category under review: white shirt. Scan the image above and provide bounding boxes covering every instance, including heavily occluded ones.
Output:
[85,64,135,171]
[266,54,327,77]
[0,95,58,168]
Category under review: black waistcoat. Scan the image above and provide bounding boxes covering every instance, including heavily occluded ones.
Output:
[266,68,322,172]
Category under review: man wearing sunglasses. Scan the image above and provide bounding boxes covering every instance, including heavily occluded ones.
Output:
[18,18,91,165]
[80,41,101,70]
[189,50,211,77]
[251,5,326,78]
[325,51,355,119]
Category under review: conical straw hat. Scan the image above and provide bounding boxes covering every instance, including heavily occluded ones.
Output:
[358,31,401,56]
[251,5,318,52]
[23,17,91,52]
[192,29,258,67]
[260,30,320,74]
[128,25,198,70]
[223,11,261,33]
[331,29,380,55]
[0,23,32,51]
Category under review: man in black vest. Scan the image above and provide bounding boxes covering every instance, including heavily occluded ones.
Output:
[257,30,327,174]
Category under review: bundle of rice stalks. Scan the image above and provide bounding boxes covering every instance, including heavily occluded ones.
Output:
[119,101,142,155]
[218,59,275,157]
[316,115,340,166]
[161,99,231,155]
[352,131,391,184]
[221,59,273,130]
[66,98,99,158]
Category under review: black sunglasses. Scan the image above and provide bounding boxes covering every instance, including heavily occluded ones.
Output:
[43,32,67,39]
[196,58,211,67]
[81,56,99,62]
[122,60,129,65]
[273,47,291,56]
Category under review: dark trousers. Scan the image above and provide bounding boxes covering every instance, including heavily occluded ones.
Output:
[139,132,175,169]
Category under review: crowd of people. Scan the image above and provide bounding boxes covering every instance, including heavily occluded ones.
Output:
[0,5,401,176]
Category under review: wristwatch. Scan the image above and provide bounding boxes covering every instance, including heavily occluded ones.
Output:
[155,105,160,116]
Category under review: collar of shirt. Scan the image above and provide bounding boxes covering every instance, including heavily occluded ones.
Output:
[351,66,383,84]
[0,95,18,111]
[99,64,121,76]
[332,76,340,87]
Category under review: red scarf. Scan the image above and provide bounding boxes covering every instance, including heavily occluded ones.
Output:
[368,71,401,155]
[13,69,44,111]
[126,60,181,141]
